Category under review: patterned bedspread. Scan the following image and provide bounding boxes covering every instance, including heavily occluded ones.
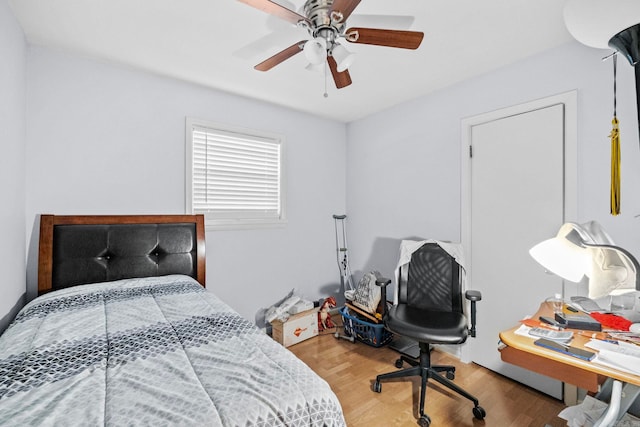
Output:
[0,275,345,426]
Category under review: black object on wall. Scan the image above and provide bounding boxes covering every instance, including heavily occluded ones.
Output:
[609,23,640,146]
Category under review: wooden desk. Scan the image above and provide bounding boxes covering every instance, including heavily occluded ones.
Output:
[499,302,640,426]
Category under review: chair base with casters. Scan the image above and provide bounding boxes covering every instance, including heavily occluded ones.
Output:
[371,242,486,427]
[373,342,485,427]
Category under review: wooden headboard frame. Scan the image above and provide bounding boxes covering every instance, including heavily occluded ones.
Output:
[37,214,206,295]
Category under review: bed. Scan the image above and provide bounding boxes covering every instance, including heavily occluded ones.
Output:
[0,214,345,426]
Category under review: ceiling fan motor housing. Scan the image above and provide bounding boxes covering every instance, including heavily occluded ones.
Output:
[303,0,345,44]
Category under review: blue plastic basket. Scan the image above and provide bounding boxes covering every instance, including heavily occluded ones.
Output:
[339,306,392,347]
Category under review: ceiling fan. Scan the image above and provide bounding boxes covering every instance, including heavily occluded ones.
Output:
[237,0,424,89]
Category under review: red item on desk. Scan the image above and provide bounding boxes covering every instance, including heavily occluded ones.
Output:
[590,312,632,331]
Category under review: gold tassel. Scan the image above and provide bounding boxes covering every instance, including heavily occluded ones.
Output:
[610,116,621,215]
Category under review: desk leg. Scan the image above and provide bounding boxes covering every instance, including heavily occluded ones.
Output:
[564,383,578,406]
[594,380,622,427]
[594,380,640,426]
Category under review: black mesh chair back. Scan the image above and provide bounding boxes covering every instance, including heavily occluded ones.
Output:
[401,243,462,313]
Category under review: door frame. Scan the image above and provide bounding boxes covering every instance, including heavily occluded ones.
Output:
[459,90,578,363]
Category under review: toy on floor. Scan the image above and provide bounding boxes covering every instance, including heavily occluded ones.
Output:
[318,296,337,331]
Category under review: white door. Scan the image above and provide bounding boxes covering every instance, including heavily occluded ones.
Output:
[461,92,577,399]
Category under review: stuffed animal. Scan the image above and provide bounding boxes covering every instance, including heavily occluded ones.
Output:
[318,296,337,331]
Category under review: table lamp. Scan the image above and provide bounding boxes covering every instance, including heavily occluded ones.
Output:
[529,222,640,299]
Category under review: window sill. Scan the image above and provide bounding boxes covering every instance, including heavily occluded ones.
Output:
[204,219,287,231]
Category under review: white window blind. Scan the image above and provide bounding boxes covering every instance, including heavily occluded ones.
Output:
[187,119,285,229]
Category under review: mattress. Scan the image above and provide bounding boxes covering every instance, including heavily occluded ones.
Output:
[0,275,345,426]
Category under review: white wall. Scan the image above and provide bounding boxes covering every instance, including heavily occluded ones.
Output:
[24,47,347,323]
[14,32,640,328]
[346,41,640,294]
[0,0,27,333]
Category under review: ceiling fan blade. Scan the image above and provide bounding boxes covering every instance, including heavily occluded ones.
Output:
[348,14,415,30]
[345,27,424,49]
[255,41,305,71]
[238,0,310,26]
[327,56,352,89]
[330,0,361,23]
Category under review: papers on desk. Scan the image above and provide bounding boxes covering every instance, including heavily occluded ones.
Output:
[586,339,640,376]
[608,331,640,346]
[514,324,573,343]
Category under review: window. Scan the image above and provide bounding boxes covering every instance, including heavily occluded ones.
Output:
[186,118,286,229]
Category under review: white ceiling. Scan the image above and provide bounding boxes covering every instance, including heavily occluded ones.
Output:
[9,0,575,122]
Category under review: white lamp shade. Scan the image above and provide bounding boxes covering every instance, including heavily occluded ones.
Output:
[564,0,640,48]
[303,37,327,65]
[331,44,356,72]
[529,237,590,282]
[531,221,640,298]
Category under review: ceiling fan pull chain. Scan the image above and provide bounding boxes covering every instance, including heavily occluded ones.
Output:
[324,62,329,98]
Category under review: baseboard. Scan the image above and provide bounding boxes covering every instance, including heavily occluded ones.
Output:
[0,293,26,335]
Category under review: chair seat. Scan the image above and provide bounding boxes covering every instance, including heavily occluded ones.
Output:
[385,305,469,344]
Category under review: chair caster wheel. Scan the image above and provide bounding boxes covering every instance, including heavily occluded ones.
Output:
[418,414,431,427]
[349,336,355,343]
[473,405,486,420]
[395,359,403,368]
[373,381,382,393]
[334,332,340,338]
[446,371,455,380]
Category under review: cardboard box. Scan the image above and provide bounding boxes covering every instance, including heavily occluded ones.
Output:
[272,308,318,347]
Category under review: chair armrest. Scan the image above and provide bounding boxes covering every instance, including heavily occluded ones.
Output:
[465,290,482,302]
[375,278,391,288]
[375,278,391,318]
[465,290,482,338]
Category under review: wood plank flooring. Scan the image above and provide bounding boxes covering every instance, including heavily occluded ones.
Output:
[289,334,567,426]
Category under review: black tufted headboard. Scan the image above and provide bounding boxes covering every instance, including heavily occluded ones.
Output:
[37,215,206,295]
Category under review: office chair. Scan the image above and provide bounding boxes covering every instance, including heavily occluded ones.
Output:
[372,241,485,427]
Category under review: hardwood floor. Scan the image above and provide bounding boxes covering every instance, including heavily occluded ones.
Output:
[289,334,567,426]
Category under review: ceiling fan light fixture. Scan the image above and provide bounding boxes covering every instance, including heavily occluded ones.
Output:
[303,37,327,65]
[332,43,356,72]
